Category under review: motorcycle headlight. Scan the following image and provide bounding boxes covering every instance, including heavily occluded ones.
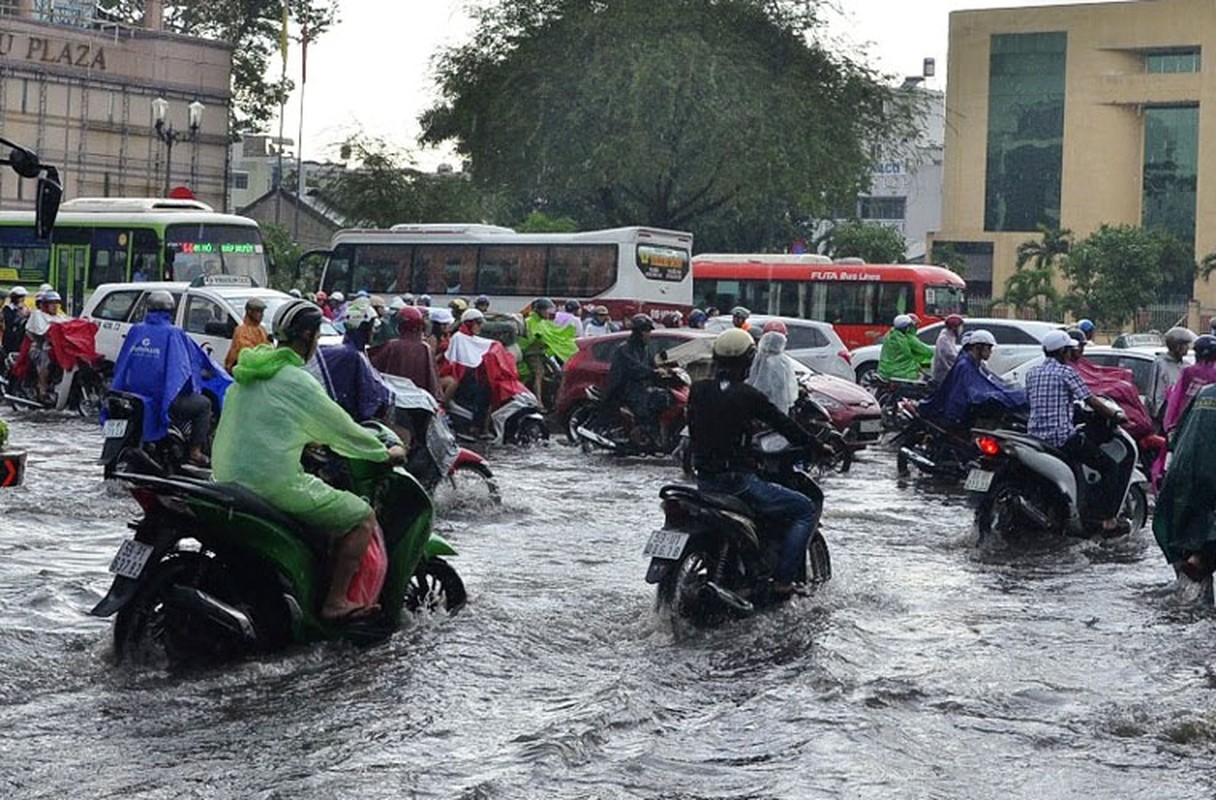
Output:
[811,391,844,411]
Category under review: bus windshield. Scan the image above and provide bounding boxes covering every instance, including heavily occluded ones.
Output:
[924,284,965,316]
[165,223,269,287]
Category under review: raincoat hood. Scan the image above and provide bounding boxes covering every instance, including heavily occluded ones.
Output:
[747,331,797,414]
[233,344,302,384]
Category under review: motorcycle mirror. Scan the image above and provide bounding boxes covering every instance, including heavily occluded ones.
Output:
[658,349,669,362]
[35,166,62,240]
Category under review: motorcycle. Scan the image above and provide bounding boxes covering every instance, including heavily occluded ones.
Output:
[447,387,548,446]
[966,400,1149,540]
[1,321,107,417]
[91,421,466,666]
[868,375,933,431]
[893,400,1028,481]
[380,374,500,504]
[789,384,853,475]
[642,431,831,628]
[572,366,691,457]
[99,390,216,480]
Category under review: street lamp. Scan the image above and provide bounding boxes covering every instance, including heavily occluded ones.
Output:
[152,97,203,196]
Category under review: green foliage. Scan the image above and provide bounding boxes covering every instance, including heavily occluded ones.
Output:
[97,1,338,134]
[1061,224,1194,328]
[259,223,305,291]
[822,221,906,264]
[515,211,578,233]
[318,135,489,229]
[1015,224,1071,271]
[422,0,914,251]
[1002,225,1070,319]
[0,418,7,450]
[930,242,967,277]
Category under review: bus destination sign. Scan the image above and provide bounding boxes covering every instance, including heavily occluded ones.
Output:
[637,245,689,283]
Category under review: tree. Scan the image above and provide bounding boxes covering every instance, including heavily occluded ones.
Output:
[97,1,338,134]
[421,0,915,252]
[1015,224,1071,272]
[822,221,906,264]
[1002,225,1070,319]
[930,242,967,277]
[259,222,305,291]
[1060,224,1174,328]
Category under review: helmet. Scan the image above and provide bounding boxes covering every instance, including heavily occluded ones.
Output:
[41,290,62,304]
[343,302,375,331]
[418,294,432,307]
[1042,330,1078,354]
[1165,326,1197,347]
[449,298,468,313]
[731,306,750,320]
[460,308,485,325]
[1066,327,1087,345]
[968,329,996,347]
[370,295,387,309]
[945,314,964,328]
[565,299,581,313]
[288,288,302,298]
[330,291,345,303]
[396,305,424,332]
[762,319,788,335]
[272,299,324,342]
[629,313,655,332]
[1077,318,1095,334]
[245,296,268,312]
[475,294,490,309]
[389,296,407,311]
[1194,334,1216,360]
[532,297,555,313]
[9,286,27,298]
[713,328,757,360]
[315,290,328,302]
[427,307,454,325]
[893,314,913,330]
[594,305,610,316]
[689,308,707,324]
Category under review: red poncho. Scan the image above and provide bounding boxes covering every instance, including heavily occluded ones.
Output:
[10,318,101,379]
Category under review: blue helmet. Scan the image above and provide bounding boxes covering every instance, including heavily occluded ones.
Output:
[1194,334,1216,360]
[1077,318,1095,335]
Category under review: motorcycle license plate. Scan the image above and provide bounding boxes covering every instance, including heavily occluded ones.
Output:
[108,539,153,579]
[859,419,882,434]
[643,530,688,560]
[102,419,128,439]
[965,469,995,493]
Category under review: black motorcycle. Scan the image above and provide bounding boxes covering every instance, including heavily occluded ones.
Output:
[892,400,1027,481]
[99,391,215,479]
[643,431,831,627]
[867,375,932,431]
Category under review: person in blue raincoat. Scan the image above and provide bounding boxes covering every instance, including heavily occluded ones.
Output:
[307,298,392,423]
[107,290,232,466]
[917,329,1027,428]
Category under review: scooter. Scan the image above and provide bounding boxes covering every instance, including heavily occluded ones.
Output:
[572,366,691,456]
[1,325,107,417]
[868,375,932,431]
[92,421,465,666]
[643,431,831,628]
[893,400,1028,481]
[966,399,1149,540]
[98,390,214,480]
[447,388,548,446]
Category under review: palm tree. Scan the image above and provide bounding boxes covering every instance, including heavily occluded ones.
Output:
[1015,224,1072,271]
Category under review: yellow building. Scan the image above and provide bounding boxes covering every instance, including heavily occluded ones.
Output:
[932,0,1216,310]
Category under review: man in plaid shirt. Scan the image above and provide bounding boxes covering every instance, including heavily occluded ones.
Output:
[1025,330,1127,532]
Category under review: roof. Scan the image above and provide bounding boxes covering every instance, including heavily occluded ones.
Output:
[236,186,347,229]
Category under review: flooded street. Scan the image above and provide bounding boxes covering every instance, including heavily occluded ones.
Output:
[2,413,1216,798]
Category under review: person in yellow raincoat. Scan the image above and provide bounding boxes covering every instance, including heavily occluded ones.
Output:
[211,299,404,622]
[224,296,269,372]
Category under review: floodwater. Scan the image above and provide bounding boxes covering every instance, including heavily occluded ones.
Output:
[1,413,1215,799]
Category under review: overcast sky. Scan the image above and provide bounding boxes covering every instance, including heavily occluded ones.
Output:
[276,0,1120,166]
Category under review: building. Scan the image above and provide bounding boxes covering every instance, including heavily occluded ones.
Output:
[236,186,344,252]
[932,0,1216,307]
[0,0,232,210]
[228,133,293,211]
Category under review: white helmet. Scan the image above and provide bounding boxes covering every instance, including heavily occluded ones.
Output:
[331,291,345,303]
[461,308,485,325]
[968,329,996,347]
[1042,329,1078,354]
[892,314,913,330]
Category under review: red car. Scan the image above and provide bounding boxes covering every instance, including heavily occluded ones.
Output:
[556,330,883,447]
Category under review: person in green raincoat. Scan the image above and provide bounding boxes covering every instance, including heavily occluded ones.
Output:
[212,299,405,622]
[519,297,577,409]
[1152,382,1216,585]
[877,314,934,380]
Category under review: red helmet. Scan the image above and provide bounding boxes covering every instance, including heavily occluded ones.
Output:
[762,319,788,334]
[396,305,425,332]
[315,290,328,302]
[945,314,964,328]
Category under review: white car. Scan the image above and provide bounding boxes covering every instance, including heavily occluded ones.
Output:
[849,318,1065,385]
[82,278,343,367]
[1001,345,1188,411]
[704,313,856,381]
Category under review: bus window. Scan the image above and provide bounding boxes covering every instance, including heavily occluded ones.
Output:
[165,223,269,286]
[924,284,964,316]
[0,230,51,285]
[549,245,615,297]
[875,281,913,323]
[89,228,130,288]
[322,244,352,294]
[823,281,875,324]
[696,279,735,311]
[351,244,409,294]
[132,228,160,281]
[478,245,545,297]
[413,244,477,295]
[775,279,802,318]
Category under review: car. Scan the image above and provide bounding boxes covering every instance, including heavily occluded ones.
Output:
[82,277,343,367]
[1001,345,1187,408]
[704,314,855,381]
[555,329,882,446]
[1111,331,1165,349]
[849,318,1065,385]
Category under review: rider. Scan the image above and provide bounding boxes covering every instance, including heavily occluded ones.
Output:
[212,300,405,622]
[600,314,670,445]
[919,329,1027,427]
[25,290,65,402]
[931,314,965,384]
[877,314,933,380]
[555,299,584,336]
[440,308,494,438]
[1161,333,1216,436]
[747,320,798,414]
[370,305,442,402]
[108,290,229,467]
[522,297,577,409]
[1153,381,1216,586]
[1147,326,1196,421]
[689,328,825,599]
[1,286,29,358]
[1025,329,1126,534]
[225,296,269,372]
[731,306,751,331]
[1077,318,1096,342]
[308,300,392,424]
[582,305,616,337]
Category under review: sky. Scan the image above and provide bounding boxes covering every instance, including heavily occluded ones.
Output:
[275,0,1120,167]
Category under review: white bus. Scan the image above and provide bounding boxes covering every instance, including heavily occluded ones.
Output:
[0,197,270,315]
[300,223,693,317]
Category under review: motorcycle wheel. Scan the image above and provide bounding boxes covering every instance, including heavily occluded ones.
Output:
[75,376,103,419]
[565,401,596,444]
[656,548,726,628]
[976,478,1064,539]
[406,557,467,615]
[1123,483,1149,533]
[513,416,549,447]
[436,462,501,507]
[806,532,832,584]
[113,551,269,667]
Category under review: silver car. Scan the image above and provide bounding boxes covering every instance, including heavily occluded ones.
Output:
[704,313,855,381]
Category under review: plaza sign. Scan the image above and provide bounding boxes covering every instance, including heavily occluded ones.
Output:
[0,30,106,71]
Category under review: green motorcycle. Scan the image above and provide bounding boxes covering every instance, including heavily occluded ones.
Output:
[91,424,466,666]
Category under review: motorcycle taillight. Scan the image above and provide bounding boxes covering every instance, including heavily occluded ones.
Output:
[976,436,1001,456]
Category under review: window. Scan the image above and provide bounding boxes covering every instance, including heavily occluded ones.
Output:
[858,196,907,221]
[90,289,141,322]
[183,296,227,335]
[229,171,250,190]
[351,244,410,294]
[875,281,913,323]
[924,285,965,317]
[0,227,51,284]
[129,290,184,324]
[1143,105,1198,250]
[478,245,546,297]
[88,227,130,289]
[785,325,829,349]
[985,32,1067,232]
[984,324,1040,345]
[412,244,477,295]
[818,281,876,325]
[1146,49,1200,74]
[550,245,616,296]
[131,228,161,281]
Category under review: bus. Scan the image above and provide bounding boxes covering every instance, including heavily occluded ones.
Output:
[301,224,693,318]
[691,254,966,349]
[0,197,270,315]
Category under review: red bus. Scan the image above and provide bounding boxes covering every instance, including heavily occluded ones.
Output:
[691,254,966,349]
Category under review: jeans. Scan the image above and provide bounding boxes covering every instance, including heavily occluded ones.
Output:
[697,471,821,583]
[169,392,212,449]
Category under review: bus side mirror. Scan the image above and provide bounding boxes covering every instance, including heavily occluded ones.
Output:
[34,166,61,240]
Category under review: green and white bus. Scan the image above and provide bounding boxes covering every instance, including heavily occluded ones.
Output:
[0,197,270,315]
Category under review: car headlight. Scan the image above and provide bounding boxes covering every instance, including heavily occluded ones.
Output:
[811,391,844,411]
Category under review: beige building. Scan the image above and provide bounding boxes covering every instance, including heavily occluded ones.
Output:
[0,1,231,210]
[933,0,1216,309]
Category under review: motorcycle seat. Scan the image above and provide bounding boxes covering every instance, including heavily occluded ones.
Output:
[659,483,752,516]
